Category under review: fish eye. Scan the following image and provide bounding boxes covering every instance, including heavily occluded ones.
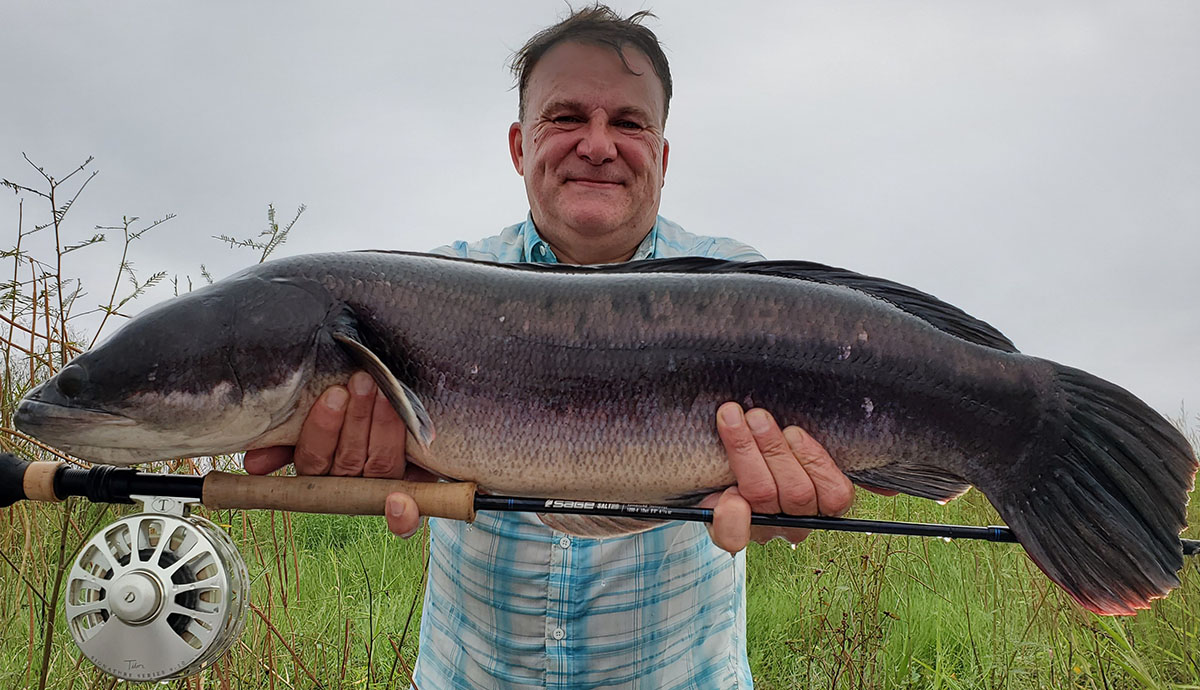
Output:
[56,363,88,398]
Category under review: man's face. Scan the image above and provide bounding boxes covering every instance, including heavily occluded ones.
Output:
[509,40,669,263]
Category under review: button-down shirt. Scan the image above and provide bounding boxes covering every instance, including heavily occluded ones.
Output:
[413,215,764,689]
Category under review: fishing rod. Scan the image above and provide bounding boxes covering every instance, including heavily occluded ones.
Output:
[2,452,1198,682]
[3,452,1197,554]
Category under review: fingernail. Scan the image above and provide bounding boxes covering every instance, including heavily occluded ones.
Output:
[746,409,771,433]
[783,426,807,450]
[350,372,374,396]
[388,495,405,518]
[720,404,742,427]
[324,387,349,410]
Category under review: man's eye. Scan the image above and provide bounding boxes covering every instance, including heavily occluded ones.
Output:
[553,115,583,124]
[615,120,643,130]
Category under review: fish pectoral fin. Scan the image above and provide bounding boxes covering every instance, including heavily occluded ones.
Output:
[537,513,664,538]
[331,331,435,448]
[845,464,971,504]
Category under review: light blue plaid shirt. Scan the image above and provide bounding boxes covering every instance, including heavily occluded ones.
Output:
[414,215,764,690]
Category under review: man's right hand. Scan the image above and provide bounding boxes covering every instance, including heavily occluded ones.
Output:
[243,371,426,539]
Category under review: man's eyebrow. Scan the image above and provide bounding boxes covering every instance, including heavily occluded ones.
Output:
[539,99,586,115]
[539,100,655,122]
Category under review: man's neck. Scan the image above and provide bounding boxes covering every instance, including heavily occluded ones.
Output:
[534,218,655,265]
[549,241,638,266]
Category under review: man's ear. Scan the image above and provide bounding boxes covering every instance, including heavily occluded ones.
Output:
[509,122,525,175]
[661,138,669,185]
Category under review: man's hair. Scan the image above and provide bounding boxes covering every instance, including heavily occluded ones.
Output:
[511,4,673,124]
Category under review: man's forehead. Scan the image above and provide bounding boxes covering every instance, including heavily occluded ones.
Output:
[525,41,666,120]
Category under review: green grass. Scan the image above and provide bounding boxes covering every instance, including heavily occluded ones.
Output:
[2,478,1196,689]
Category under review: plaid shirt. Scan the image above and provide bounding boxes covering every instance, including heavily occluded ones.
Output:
[413,216,763,689]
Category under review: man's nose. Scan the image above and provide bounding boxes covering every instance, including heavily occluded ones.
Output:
[576,118,617,164]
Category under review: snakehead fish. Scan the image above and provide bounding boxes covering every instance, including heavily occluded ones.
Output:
[13,251,1197,616]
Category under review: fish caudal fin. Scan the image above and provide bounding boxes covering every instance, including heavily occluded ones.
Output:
[988,364,1196,615]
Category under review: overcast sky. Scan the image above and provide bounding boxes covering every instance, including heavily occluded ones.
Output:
[2,1,1197,419]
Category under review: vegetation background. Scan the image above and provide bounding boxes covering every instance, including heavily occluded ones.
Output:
[1,159,1197,689]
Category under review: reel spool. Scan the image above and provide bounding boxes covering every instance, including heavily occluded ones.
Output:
[64,496,249,681]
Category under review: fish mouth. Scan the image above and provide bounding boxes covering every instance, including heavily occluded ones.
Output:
[14,398,161,465]
[14,398,137,435]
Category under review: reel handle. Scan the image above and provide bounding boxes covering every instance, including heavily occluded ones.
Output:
[202,471,478,521]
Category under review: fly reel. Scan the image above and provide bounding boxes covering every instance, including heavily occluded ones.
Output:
[64,495,249,681]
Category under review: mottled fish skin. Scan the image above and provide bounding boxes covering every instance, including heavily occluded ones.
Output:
[237,253,1037,505]
[13,250,1197,616]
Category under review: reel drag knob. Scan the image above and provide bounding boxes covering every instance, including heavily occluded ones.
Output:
[64,506,249,681]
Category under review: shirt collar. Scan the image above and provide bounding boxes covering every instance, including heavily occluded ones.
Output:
[522,214,661,264]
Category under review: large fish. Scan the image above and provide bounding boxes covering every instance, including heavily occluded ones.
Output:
[13,251,1197,615]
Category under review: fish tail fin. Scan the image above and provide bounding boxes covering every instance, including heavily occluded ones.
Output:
[985,363,1196,615]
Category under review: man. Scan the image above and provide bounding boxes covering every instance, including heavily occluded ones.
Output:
[246,6,856,688]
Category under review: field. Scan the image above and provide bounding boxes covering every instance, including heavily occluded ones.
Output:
[1,475,1197,689]
[1,159,1197,689]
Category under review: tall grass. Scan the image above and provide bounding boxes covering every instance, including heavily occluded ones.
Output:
[1,157,1197,689]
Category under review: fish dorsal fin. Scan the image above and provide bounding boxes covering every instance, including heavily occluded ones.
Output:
[330,329,435,448]
[504,256,1019,353]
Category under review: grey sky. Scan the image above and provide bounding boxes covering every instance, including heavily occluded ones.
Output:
[2,1,1197,418]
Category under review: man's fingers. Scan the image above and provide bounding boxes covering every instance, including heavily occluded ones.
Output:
[705,487,751,554]
[716,402,781,514]
[244,446,293,475]
[385,492,422,539]
[292,386,348,475]
[332,372,377,476]
[783,426,854,517]
[364,390,408,479]
[745,409,818,516]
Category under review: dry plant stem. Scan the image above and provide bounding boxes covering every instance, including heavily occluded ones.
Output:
[265,576,275,690]
[27,260,35,384]
[287,512,299,602]
[236,640,296,690]
[90,214,174,346]
[386,635,421,690]
[4,198,21,432]
[247,599,326,688]
[270,510,286,608]
[340,617,351,682]
[26,586,35,687]
[41,274,51,369]
[38,499,74,690]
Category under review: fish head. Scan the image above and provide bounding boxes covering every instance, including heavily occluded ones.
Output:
[15,272,339,465]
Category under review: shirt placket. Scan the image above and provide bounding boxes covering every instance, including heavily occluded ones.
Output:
[546,532,573,688]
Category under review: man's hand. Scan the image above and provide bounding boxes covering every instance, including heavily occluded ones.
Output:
[243,371,425,539]
[703,402,855,553]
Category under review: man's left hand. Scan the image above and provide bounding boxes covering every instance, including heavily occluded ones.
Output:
[702,402,855,553]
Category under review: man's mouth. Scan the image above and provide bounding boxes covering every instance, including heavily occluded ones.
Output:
[566,177,623,188]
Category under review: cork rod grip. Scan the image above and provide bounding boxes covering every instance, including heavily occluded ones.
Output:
[202,472,477,522]
[22,461,62,503]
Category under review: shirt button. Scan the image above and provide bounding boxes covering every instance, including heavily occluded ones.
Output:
[537,245,546,255]
[558,536,571,549]
[552,627,565,640]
